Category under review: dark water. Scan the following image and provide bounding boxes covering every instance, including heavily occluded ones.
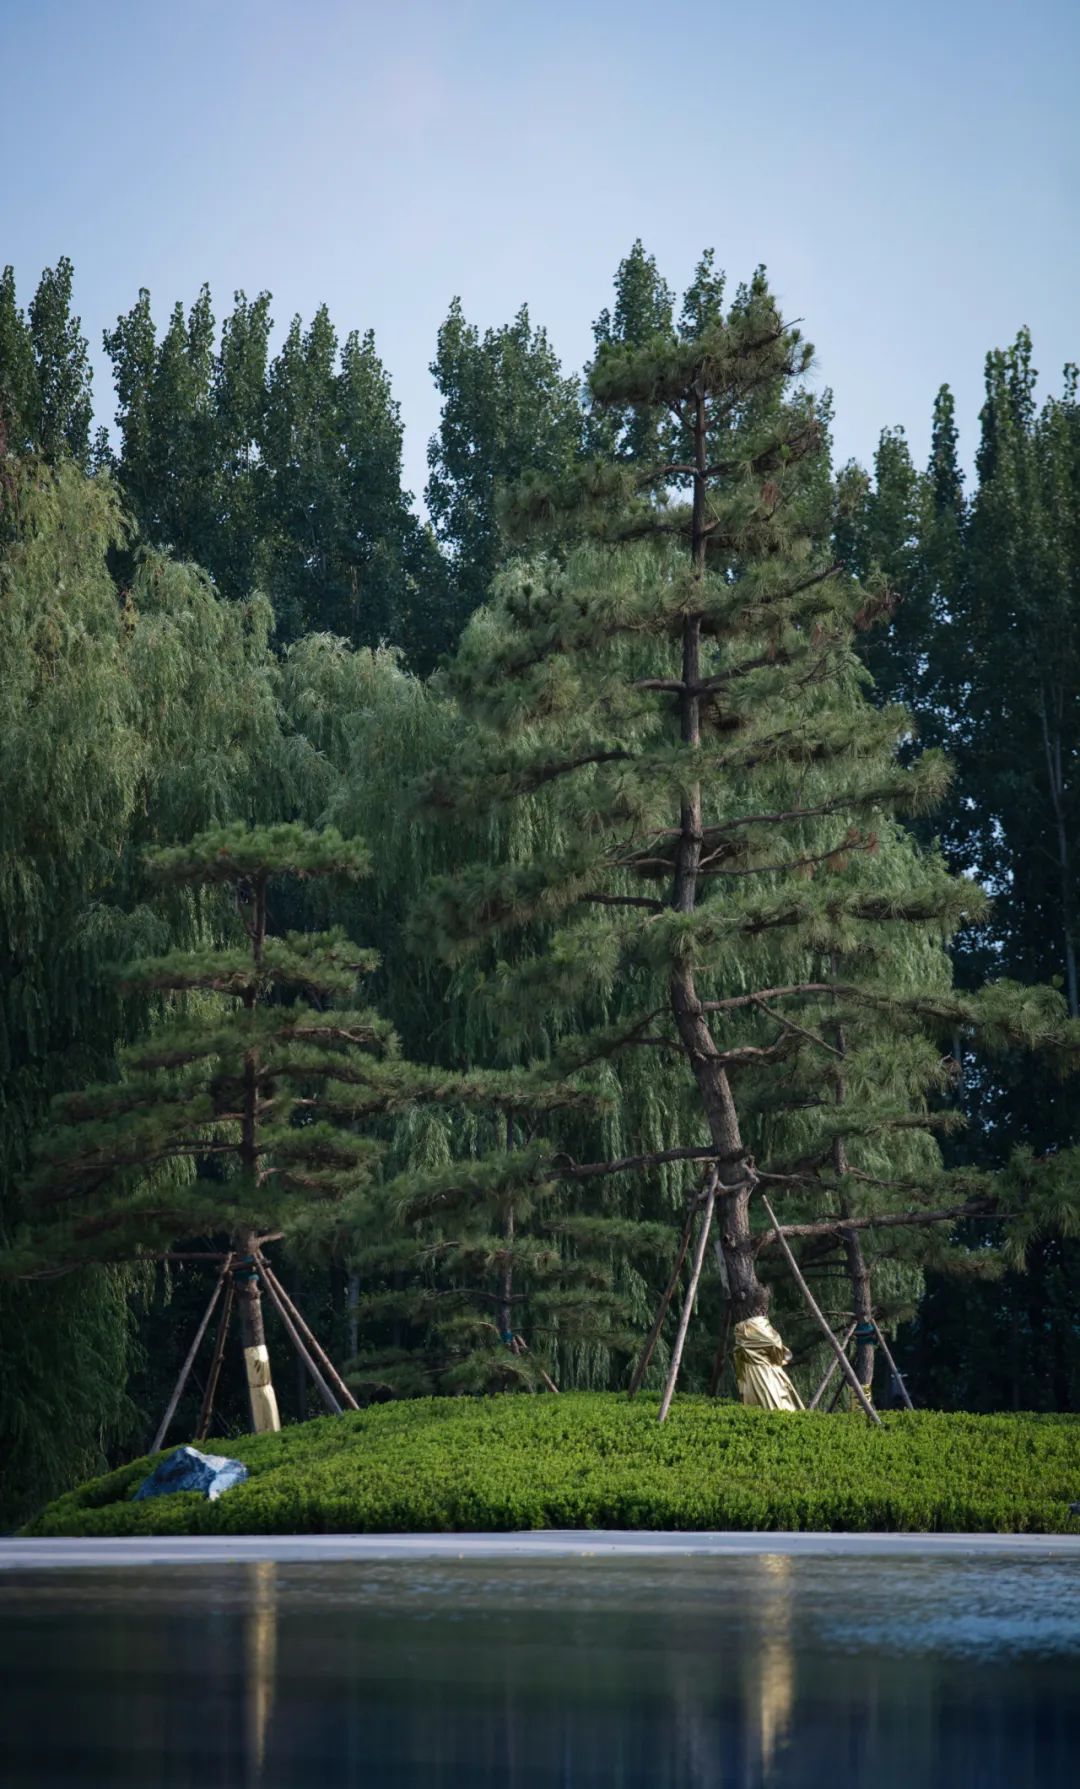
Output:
[2,1553,1079,1787]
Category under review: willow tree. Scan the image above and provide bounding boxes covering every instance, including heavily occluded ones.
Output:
[0,456,308,1513]
[410,269,1071,1415]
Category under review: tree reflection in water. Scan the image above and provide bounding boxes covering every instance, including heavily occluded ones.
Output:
[2,1552,1078,1787]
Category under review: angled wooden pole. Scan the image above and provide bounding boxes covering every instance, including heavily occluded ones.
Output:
[628,1191,700,1398]
[807,1321,856,1410]
[658,1173,718,1424]
[151,1259,231,1454]
[511,1332,560,1394]
[195,1267,235,1441]
[256,1253,359,1411]
[871,1316,915,1410]
[258,1264,342,1415]
[759,1195,882,1427]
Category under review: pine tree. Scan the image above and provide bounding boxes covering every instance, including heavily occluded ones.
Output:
[410,264,1077,1416]
[14,823,406,1429]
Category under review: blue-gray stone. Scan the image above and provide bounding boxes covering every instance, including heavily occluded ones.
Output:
[132,1444,249,1503]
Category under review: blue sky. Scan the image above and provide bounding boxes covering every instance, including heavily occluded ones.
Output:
[4,0,1077,504]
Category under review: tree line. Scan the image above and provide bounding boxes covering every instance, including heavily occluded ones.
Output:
[1,246,1078,1525]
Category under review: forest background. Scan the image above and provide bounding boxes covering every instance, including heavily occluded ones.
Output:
[2,0,1078,1543]
[2,230,1078,1527]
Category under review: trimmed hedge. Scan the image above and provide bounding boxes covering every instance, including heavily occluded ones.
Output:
[21,1394,1080,1537]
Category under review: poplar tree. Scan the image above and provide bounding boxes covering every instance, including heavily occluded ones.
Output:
[0,259,94,465]
[104,287,447,661]
[426,299,584,621]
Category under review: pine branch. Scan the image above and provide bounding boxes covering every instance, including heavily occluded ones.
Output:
[553,1145,733,1181]
[757,1203,996,1248]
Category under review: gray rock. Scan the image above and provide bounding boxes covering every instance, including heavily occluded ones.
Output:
[132,1445,249,1503]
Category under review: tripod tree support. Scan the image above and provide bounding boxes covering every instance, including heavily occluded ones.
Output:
[759,1195,882,1427]
[872,1315,915,1410]
[807,1321,857,1410]
[257,1260,342,1415]
[256,1253,359,1412]
[195,1264,235,1441]
[658,1173,718,1424]
[151,1258,232,1454]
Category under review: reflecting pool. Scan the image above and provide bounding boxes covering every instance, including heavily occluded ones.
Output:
[2,1549,1078,1786]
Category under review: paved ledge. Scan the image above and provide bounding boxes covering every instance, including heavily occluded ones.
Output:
[5,1531,1080,1569]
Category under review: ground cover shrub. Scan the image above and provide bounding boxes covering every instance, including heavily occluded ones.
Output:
[21,1394,1080,1537]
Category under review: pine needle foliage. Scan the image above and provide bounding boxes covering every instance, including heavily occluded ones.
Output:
[14,824,392,1272]
[410,261,1079,1389]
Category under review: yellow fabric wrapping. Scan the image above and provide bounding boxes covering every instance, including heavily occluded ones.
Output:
[733,1316,805,1412]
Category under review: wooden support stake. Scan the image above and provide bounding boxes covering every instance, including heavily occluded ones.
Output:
[807,1321,856,1410]
[759,1196,882,1427]
[151,1260,231,1454]
[658,1175,718,1425]
[513,1333,560,1394]
[257,1254,359,1412]
[258,1265,342,1415]
[195,1269,235,1441]
[872,1316,915,1410]
[628,1191,701,1399]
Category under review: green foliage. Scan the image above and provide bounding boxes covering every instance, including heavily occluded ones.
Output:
[0,458,305,1521]
[848,331,1080,1408]
[586,239,676,463]
[414,258,1057,1363]
[2,239,1080,1510]
[103,284,451,664]
[22,1394,1080,1538]
[13,823,402,1269]
[426,298,584,618]
[0,259,93,465]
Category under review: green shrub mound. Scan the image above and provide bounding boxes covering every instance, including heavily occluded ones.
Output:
[22,1394,1080,1537]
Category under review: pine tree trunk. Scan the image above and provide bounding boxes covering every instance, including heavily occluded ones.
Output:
[236,876,280,1434]
[236,1235,281,1434]
[669,964,768,1322]
[666,390,770,1328]
[845,1227,875,1393]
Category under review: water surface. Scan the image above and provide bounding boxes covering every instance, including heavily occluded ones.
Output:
[3,1550,1078,1786]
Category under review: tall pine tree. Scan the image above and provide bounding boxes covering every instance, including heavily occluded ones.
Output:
[411,266,1076,1414]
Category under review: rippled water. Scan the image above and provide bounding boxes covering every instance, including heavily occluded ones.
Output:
[3,1552,1079,1786]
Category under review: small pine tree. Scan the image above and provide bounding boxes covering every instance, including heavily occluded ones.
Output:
[17,822,414,1431]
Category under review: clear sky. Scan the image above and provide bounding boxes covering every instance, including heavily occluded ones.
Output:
[3,0,1077,503]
